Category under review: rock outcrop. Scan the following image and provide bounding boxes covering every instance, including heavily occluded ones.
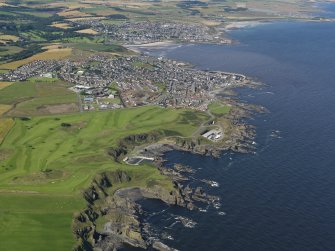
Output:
[73,170,185,251]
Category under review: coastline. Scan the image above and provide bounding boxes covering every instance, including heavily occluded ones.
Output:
[223,21,268,31]
[124,41,178,53]
[72,73,265,250]
[61,16,335,250]
[1,1,335,250]
[71,21,272,249]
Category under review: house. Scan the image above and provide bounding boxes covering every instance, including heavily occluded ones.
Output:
[40,72,53,78]
[84,96,94,102]
[202,129,223,141]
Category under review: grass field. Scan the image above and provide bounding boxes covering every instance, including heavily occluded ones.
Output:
[0,105,208,251]
[21,31,47,42]
[0,79,78,116]
[208,102,232,116]
[0,106,205,191]
[0,193,85,251]
[71,42,128,53]
[0,46,23,56]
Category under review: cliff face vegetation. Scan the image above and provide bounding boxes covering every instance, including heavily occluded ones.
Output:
[72,170,184,251]
[73,171,132,251]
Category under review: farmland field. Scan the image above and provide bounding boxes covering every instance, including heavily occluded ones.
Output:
[0,118,14,143]
[0,104,11,115]
[0,46,23,57]
[75,28,99,35]
[0,47,72,70]
[50,22,72,29]
[0,82,13,90]
[0,34,19,42]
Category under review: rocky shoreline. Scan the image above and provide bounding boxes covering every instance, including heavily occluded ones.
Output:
[72,166,223,251]
[70,35,268,249]
[72,88,266,250]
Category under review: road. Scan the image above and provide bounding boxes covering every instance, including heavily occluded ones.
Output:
[77,93,83,112]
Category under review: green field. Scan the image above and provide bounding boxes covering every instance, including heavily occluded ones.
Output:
[208,102,232,116]
[0,194,85,251]
[0,104,208,250]
[71,42,128,53]
[0,78,78,116]
[0,46,23,57]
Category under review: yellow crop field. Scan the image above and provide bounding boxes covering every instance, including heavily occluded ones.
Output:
[0,3,15,7]
[75,28,98,35]
[58,10,91,18]
[50,22,72,29]
[0,82,13,90]
[201,20,221,26]
[0,35,19,41]
[67,16,106,22]
[0,118,14,143]
[0,104,11,116]
[0,47,72,70]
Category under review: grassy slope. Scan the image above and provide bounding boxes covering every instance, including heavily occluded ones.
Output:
[0,106,208,251]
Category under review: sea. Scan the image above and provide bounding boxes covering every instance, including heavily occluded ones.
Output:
[124,7,335,251]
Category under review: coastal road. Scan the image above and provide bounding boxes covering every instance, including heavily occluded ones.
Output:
[191,110,216,138]
[77,93,83,112]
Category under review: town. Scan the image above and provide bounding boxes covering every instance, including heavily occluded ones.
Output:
[0,54,247,111]
[72,20,231,44]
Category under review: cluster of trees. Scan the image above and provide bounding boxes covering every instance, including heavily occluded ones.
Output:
[177,0,208,9]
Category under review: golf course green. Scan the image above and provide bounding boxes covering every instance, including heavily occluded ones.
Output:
[0,101,209,250]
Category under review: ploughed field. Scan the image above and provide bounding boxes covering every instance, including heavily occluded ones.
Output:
[0,78,208,250]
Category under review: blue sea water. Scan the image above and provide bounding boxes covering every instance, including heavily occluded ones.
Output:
[316,3,335,18]
[136,20,335,251]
